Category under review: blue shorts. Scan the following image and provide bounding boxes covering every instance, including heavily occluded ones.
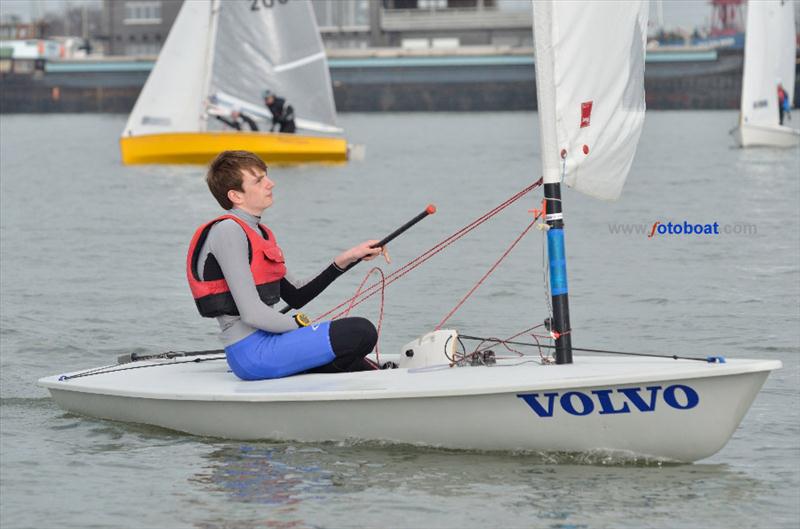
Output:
[224,321,335,380]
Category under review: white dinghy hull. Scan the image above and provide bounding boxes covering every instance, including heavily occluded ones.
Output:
[39,356,780,462]
[733,123,800,148]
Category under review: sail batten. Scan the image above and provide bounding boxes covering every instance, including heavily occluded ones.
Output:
[199,0,222,133]
[532,0,648,201]
[273,51,327,73]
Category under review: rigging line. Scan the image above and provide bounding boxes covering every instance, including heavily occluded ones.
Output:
[470,336,526,358]
[59,355,227,381]
[459,323,550,365]
[529,330,553,364]
[470,330,551,363]
[317,179,543,322]
[499,323,546,343]
[322,181,540,319]
[541,228,553,321]
[436,216,541,330]
[338,266,386,365]
[61,362,119,379]
[499,323,551,362]
[457,335,718,362]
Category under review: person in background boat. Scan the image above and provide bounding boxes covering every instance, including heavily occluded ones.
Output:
[777,82,790,125]
[262,90,296,133]
[188,150,386,381]
[215,110,259,132]
[783,94,792,122]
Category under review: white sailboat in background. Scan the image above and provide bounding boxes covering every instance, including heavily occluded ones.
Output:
[120,0,348,165]
[733,0,800,147]
[41,0,781,462]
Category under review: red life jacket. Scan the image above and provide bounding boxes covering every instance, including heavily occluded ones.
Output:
[187,214,287,318]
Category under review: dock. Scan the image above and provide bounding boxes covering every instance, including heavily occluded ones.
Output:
[0,46,793,113]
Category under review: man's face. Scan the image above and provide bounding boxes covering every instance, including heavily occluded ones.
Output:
[233,167,274,214]
[265,95,275,105]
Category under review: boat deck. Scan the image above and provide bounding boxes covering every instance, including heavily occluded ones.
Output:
[39,355,781,402]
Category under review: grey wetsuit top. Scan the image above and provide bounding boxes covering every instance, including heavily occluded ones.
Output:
[195,208,342,346]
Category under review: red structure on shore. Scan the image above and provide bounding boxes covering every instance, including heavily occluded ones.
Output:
[709,0,745,37]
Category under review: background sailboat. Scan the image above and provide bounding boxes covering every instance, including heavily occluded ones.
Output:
[119,0,348,165]
[733,0,799,147]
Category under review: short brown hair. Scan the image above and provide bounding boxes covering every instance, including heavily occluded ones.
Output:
[206,151,267,210]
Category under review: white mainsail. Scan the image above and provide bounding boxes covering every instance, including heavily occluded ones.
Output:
[210,0,339,132]
[740,0,796,128]
[532,0,648,201]
[122,0,340,138]
[122,1,212,137]
[778,1,796,104]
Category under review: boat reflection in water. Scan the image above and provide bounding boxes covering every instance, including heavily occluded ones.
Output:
[186,442,769,527]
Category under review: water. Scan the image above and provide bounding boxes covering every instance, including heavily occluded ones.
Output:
[1,112,798,529]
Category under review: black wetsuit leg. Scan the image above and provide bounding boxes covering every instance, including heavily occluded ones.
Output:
[280,120,296,133]
[216,116,241,130]
[306,317,378,373]
[241,114,259,131]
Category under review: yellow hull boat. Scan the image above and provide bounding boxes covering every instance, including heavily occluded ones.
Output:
[120,131,348,166]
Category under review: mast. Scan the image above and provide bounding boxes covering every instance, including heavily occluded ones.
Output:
[533,0,572,364]
[544,182,572,364]
[200,0,221,132]
[531,0,648,365]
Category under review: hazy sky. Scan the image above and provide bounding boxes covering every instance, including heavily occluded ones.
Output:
[0,0,729,30]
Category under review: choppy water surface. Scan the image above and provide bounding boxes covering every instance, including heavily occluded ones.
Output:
[1,112,798,529]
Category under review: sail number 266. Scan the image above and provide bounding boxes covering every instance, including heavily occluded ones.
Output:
[251,0,289,10]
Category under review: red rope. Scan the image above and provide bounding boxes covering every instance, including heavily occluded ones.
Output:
[337,266,386,365]
[315,179,543,322]
[473,323,547,354]
[435,216,540,330]
[467,323,552,363]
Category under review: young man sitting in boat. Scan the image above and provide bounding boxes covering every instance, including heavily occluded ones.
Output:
[187,150,384,380]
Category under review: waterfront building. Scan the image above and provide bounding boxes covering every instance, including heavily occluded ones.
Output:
[101,0,532,56]
[102,0,182,56]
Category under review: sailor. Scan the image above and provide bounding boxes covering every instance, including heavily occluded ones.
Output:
[187,150,384,380]
[777,82,791,125]
[262,90,296,133]
[216,109,259,132]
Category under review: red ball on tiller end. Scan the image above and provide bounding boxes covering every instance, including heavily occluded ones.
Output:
[426,204,437,215]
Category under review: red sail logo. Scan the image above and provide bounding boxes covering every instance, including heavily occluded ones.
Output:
[580,101,593,128]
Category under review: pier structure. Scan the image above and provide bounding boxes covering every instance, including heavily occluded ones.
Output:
[1,46,785,113]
